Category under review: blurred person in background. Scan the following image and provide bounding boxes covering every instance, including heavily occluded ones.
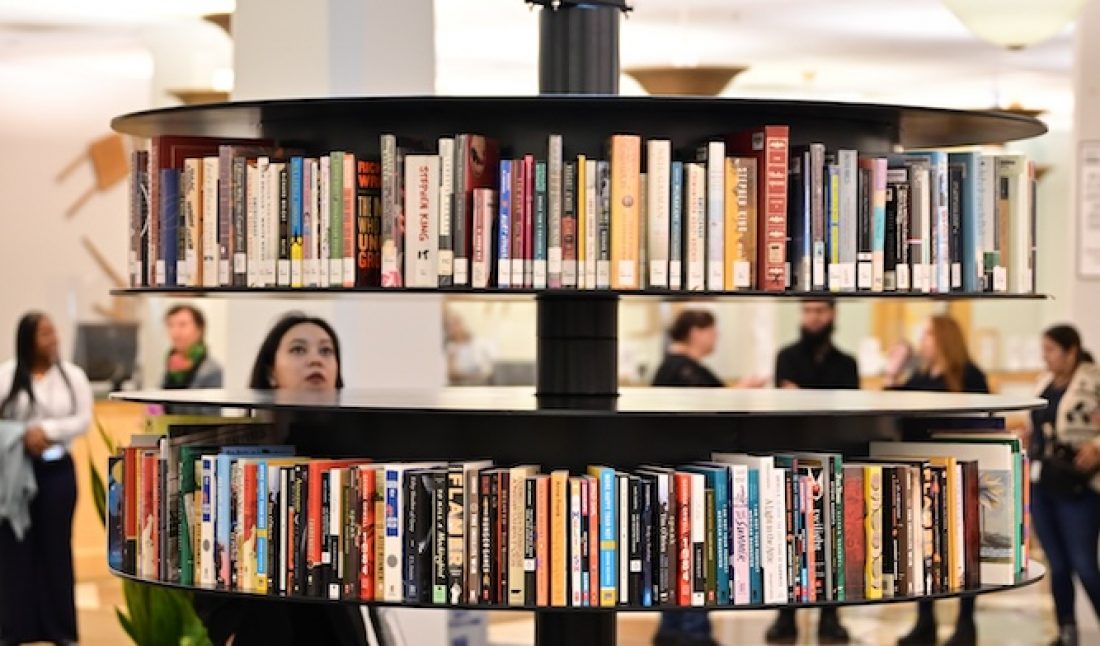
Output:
[0,312,93,646]
[885,315,988,646]
[1026,324,1100,646]
[162,304,222,390]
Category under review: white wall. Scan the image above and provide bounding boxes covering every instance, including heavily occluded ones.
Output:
[0,47,150,366]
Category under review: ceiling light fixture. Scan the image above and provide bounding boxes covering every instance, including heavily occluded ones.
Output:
[942,0,1087,50]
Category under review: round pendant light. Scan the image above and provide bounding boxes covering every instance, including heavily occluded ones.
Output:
[942,0,1088,49]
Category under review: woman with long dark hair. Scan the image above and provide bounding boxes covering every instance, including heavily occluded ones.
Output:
[886,315,988,646]
[195,313,365,646]
[0,312,92,645]
[1028,324,1100,646]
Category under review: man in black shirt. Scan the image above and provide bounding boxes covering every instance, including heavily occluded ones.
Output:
[766,299,858,644]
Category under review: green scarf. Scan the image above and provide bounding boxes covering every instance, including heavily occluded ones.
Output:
[164,343,207,388]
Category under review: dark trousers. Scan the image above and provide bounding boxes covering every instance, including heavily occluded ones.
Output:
[0,455,78,644]
[1030,483,1100,627]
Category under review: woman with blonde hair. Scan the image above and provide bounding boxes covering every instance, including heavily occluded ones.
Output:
[885,314,989,646]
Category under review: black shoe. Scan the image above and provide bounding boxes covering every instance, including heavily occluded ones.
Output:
[1050,624,1078,646]
[818,610,850,644]
[944,619,976,646]
[898,620,938,646]
[765,612,798,644]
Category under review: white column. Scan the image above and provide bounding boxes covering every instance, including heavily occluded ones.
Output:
[1073,0,1100,342]
[224,0,445,390]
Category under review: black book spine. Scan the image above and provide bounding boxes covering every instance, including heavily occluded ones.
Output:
[480,473,494,604]
[294,466,309,596]
[896,183,910,277]
[857,167,872,289]
[452,134,468,286]
[640,478,654,607]
[356,160,383,287]
[580,479,591,604]
[948,163,964,291]
[446,467,464,605]
[268,468,280,596]
[315,470,330,597]
[562,161,577,287]
[345,469,360,600]
[893,467,906,597]
[404,471,420,602]
[229,463,239,591]
[881,467,895,597]
[497,472,509,605]
[231,156,247,286]
[629,477,643,606]
[279,164,290,266]
[432,471,449,604]
[524,478,537,606]
[930,468,944,594]
[884,184,898,291]
[664,475,676,606]
[938,469,950,592]
[783,469,796,602]
[810,468,826,602]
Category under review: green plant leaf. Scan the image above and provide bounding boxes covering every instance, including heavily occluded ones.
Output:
[94,414,117,454]
[89,456,107,528]
[116,607,139,644]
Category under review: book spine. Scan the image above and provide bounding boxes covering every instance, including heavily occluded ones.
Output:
[548,134,564,288]
[146,146,160,286]
[871,158,887,292]
[577,156,587,288]
[404,155,441,288]
[524,155,534,287]
[341,153,356,286]
[759,127,790,291]
[498,472,510,605]
[628,478,643,606]
[585,159,598,289]
[534,160,548,289]
[432,471,448,604]
[610,135,642,289]
[809,143,826,290]
[290,157,304,287]
[885,182,899,291]
[690,473,705,607]
[326,152,342,286]
[453,135,471,286]
[511,159,525,287]
[216,146,233,286]
[647,139,671,288]
[479,473,494,603]
[472,189,495,288]
[198,157,217,287]
[159,169,179,287]
[727,157,758,289]
[359,469,375,600]
[618,475,629,603]
[446,468,464,604]
[596,160,611,289]
[669,161,684,290]
[732,468,751,604]
[864,466,883,599]
[380,136,401,287]
[525,477,538,606]
[838,150,859,290]
[181,159,200,286]
[536,475,550,606]
[498,160,512,288]
[594,468,617,606]
[674,472,691,605]
[570,478,583,606]
[703,141,724,290]
[356,160,383,287]
[438,137,455,286]
[550,471,569,606]
[929,153,950,292]
[508,469,528,606]
[828,164,841,290]
[562,161,578,287]
[948,162,964,290]
[277,163,290,286]
[302,159,315,286]
[686,163,706,290]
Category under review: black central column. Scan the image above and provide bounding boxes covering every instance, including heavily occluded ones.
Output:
[534,0,626,94]
[536,293,618,399]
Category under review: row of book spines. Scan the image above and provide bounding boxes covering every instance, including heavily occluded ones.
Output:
[114,451,1017,608]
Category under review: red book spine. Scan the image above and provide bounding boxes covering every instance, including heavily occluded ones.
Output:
[511,161,524,286]
[727,126,789,291]
[242,462,257,591]
[675,472,692,606]
[497,471,510,604]
[587,475,599,607]
[360,468,376,600]
[523,154,535,287]
[842,467,866,599]
[307,464,324,578]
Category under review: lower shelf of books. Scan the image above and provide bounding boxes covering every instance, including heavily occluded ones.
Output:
[109,563,1044,612]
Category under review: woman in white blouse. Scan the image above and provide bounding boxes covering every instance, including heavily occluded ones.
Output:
[0,312,92,646]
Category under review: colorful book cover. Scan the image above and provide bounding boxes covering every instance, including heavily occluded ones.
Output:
[863,465,884,600]
[588,466,618,606]
[498,160,512,288]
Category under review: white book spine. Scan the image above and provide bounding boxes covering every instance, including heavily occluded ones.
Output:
[916,167,932,292]
[548,134,564,287]
[382,467,404,601]
[647,140,671,288]
[180,159,199,286]
[585,160,598,290]
[438,137,454,284]
[319,157,331,287]
[199,456,216,587]
[690,473,705,607]
[405,155,441,288]
[768,469,788,603]
[618,475,629,603]
[245,161,259,287]
[257,157,271,286]
[979,156,995,290]
[732,465,750,605]
[201,157,219,287]
[953,464,965,589]
[327,469,342,599]
[706,141,725,290]
[268,163,282,287]
[686,163,707,291]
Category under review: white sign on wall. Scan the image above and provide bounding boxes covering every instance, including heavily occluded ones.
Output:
[1078,142,1100,277]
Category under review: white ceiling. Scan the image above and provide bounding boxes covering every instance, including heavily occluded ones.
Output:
[0,0,1079,126]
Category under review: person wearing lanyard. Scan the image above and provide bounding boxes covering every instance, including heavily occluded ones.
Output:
[1027,325,1100,646]
[0,312,93,646]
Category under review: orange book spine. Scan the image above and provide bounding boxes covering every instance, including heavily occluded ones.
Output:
[725,157,758,289]
[342,153,356,286]
[241,462,258,592]
[675,472,692,606]
[550,470,569,606]
[609,134,641,289]
[536,475,550,606]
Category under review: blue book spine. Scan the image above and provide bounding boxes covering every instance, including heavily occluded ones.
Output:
[290,156,303,284]
[670,161,684,288]
[215,454,233,587]
[748,470,763,604]
[712,469,731,606]
[257,460,268,583]
[498,160,512,288]
[873,159,887,290]
[920,152,950,292]
[107,456,124,571]
[160,169,179,286]
[641,479,654,607]
[597,467,617,605]
[950,152,982,292]
[534,161,548,285]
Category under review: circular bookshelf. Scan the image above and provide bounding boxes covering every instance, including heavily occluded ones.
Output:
[110,386,1045,417]
[110,95,1046,153]
[109,563,1044,612]
[110,286,1049,301]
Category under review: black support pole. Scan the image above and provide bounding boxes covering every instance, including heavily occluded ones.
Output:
[535,293,618,399]
[531,0,628,95]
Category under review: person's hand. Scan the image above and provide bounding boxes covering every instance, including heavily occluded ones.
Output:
[733,375,768,389]
[1076,442,1100,472]
[883,341,912,385]
[23,425,51,457]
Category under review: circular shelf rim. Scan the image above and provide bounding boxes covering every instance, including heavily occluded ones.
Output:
[109,387,1047,417]
[108,563,1044,612]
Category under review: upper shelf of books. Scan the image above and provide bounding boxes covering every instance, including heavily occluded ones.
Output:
[110,387,1044,416]
[111,96,1046,150]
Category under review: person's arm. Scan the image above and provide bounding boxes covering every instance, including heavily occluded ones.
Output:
[37,364,93,445]
[965,364,990,394]
[844,356,860,390]
[774,348,798,389]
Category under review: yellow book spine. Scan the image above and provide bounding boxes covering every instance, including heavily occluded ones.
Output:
[609,135,641,289]
[550,470,569,607]
[864,465,883,600]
